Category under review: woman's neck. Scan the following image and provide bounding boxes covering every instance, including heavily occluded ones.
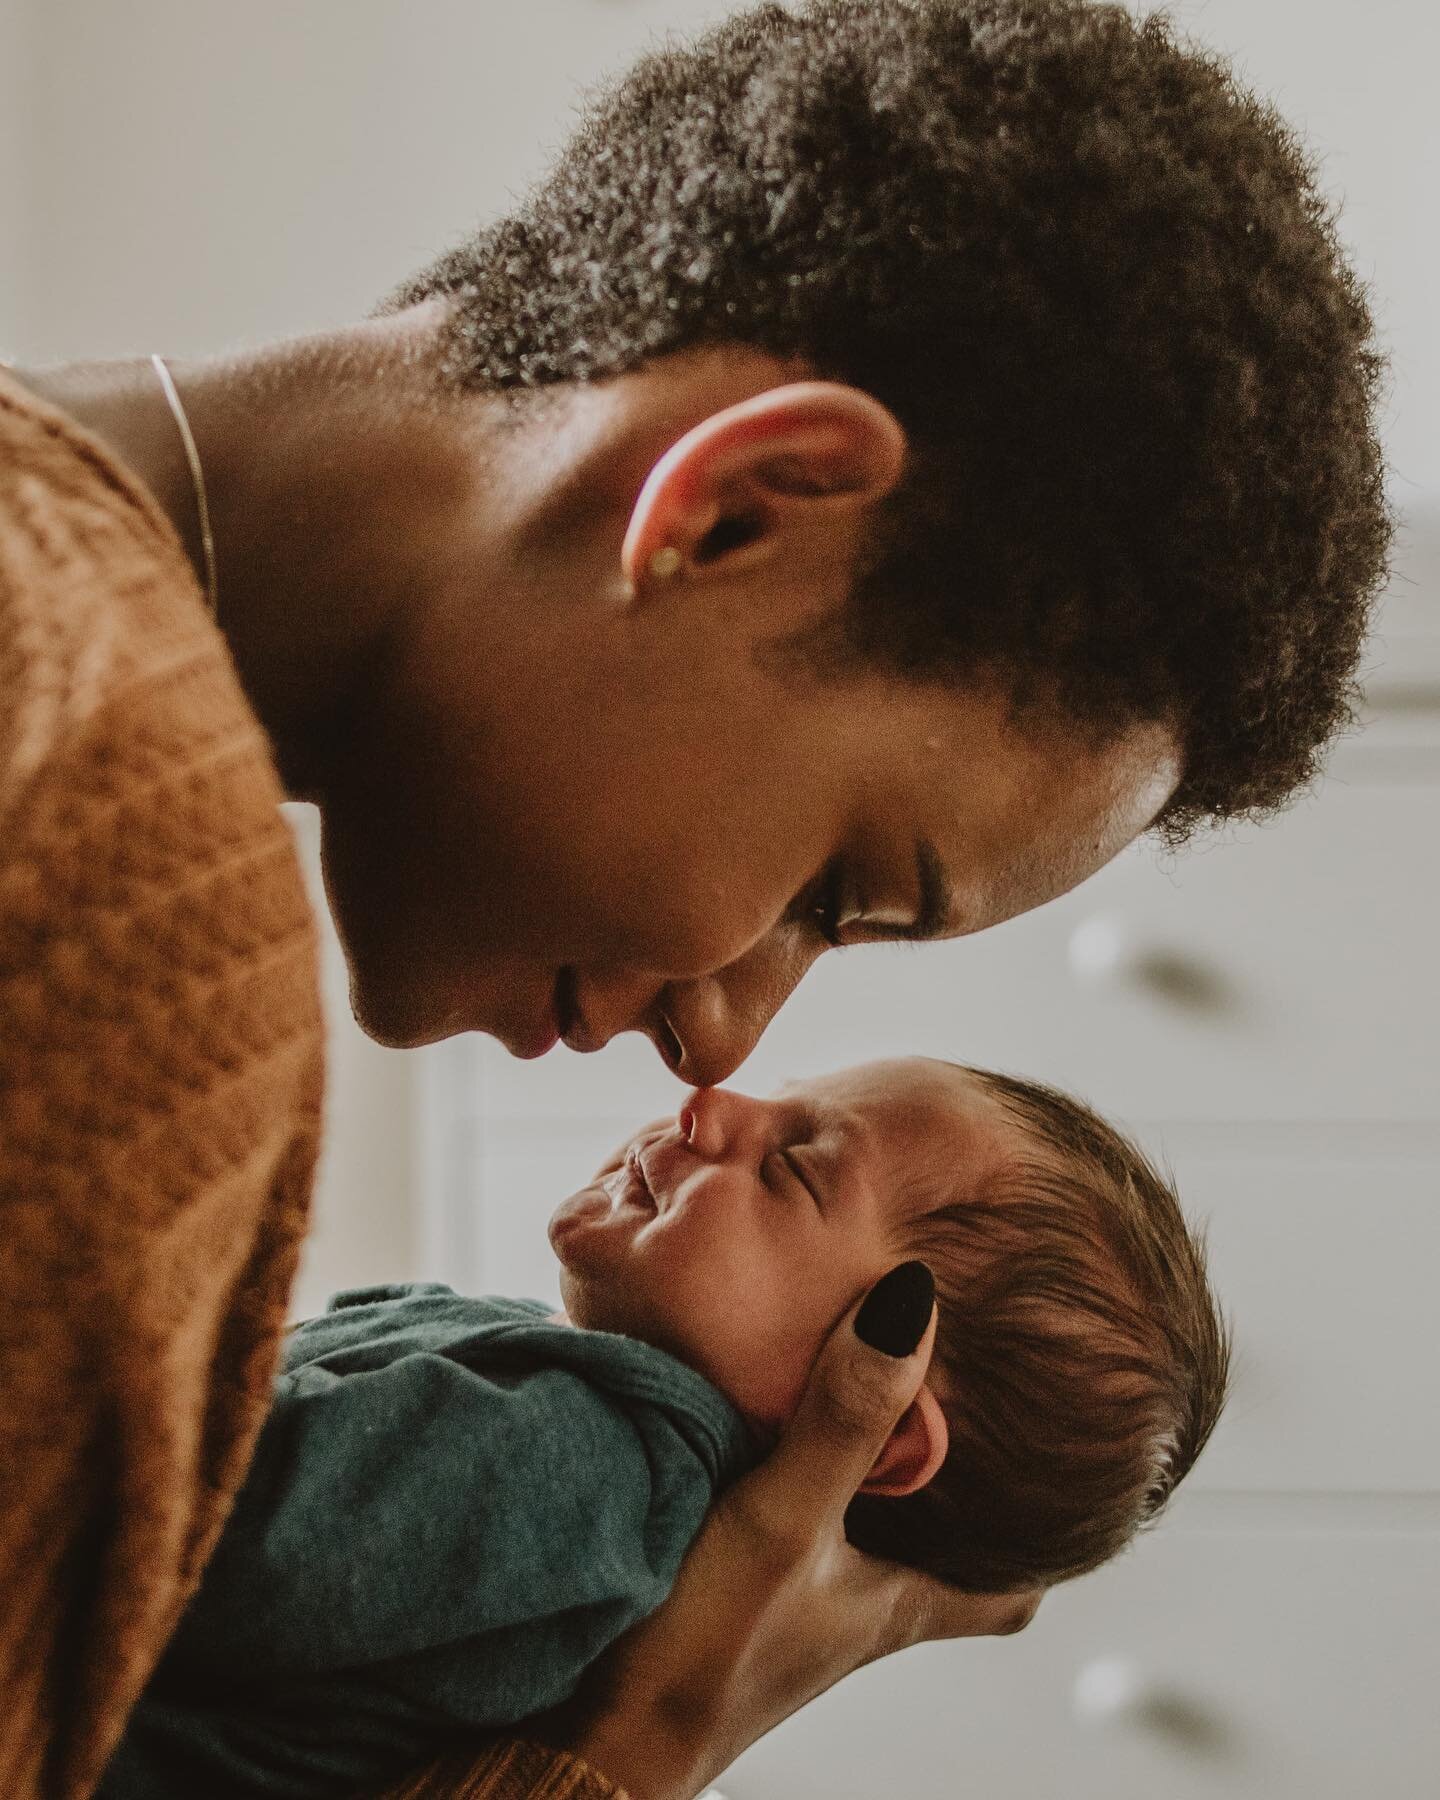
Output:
[18,354,211,604]
[9,305,486,798]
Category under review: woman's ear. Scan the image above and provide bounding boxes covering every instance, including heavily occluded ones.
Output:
[620,380,907,595]
[857,1382,950,1499]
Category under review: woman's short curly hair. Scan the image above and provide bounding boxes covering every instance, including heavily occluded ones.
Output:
[390,0,1390,840]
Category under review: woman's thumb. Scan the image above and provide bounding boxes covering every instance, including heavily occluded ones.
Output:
[852,1259,936,1360]
[754,1262,938,1537]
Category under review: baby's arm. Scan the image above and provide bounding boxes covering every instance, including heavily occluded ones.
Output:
[105,1287,751,1799]
[162,1348,701,1716]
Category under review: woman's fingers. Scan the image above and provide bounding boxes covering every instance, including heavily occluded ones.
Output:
[736,1262,939,1553]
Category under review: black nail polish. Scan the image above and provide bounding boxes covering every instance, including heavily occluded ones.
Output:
[854,1261,935,1357]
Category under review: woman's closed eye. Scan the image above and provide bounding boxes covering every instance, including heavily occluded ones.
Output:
[793,856,858,949]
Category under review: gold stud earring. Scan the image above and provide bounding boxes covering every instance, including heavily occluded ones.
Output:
[648,546,683,581]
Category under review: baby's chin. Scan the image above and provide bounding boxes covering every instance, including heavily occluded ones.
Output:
[555,1265,629,1338]
[558,1264,695,1363]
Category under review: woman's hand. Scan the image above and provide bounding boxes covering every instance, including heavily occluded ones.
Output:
[535,1262,1041,1800]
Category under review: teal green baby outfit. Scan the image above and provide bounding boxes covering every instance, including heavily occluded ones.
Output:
[100,1283,755,1799]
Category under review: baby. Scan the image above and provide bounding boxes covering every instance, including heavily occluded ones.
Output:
[103,1058,1229,1798]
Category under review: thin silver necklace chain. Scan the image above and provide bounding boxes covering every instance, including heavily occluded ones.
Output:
[150,354,219,619]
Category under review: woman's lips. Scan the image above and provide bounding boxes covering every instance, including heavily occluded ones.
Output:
[511,967,577,1059]
[553,966,579,1039]
[552,970,683,1072]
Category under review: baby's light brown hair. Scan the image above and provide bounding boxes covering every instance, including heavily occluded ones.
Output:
[846,1066,1230,1592]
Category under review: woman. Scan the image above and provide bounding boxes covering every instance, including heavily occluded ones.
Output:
[0,3,1387,1796]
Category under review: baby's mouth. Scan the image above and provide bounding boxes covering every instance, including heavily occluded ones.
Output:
[598,1141,660,1217]
[625,1145,659,1213]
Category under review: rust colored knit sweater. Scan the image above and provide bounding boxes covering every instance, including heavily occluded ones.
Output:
[0,373,624,1800]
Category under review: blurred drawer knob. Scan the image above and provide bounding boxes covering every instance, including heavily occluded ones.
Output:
[1073,1655,1232,1755]
[1073,1653,1148,1724]
[1067,917,1236,1016]
[1068,915,1130,983]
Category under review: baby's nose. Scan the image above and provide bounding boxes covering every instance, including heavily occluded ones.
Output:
[679,1085,751,1159]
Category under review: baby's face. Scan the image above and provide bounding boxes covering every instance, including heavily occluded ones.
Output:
[548,1057,1019,1433]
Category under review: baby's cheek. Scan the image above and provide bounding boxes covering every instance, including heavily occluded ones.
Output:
[710,1316,818,1431]
[762,1290,873,1423]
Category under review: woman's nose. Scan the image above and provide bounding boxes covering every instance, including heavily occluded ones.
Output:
[666,931,820,1088]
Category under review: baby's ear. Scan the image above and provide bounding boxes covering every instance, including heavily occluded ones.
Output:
[857,1384,949,1498]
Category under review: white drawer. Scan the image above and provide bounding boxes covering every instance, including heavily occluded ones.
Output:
[724,1506,1440,1800]
[1156,1138,1440,1492]
[1353,629,1440,760]
[1376,496,1440,639]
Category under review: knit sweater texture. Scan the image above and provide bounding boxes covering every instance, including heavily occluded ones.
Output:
[0,371,623,1800]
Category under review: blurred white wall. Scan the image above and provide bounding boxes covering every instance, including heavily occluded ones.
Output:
[0,0,32,348]
[6,0,1438,493]
[8,0,730,356]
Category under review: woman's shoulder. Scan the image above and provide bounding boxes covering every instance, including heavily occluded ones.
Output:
[0,366,241,818]
[0,362,321,1153]
[0,364,184,565]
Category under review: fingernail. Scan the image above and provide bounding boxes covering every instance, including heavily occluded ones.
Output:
[854,1261,935,1357]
